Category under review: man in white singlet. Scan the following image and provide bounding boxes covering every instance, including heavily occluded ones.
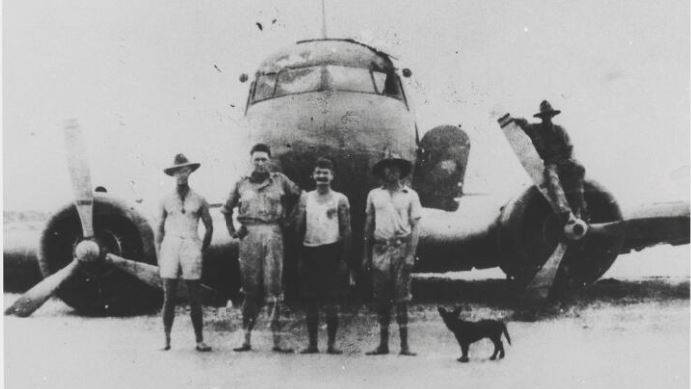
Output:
[294,157,352,354]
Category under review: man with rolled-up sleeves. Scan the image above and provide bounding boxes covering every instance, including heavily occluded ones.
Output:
[221,143,301,353]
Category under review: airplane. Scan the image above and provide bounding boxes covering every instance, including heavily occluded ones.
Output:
[4,37,689,317]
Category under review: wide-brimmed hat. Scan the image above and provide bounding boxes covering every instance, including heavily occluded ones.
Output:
[164,153,200,176]
[533,100,561,118]
[372,151,412,178]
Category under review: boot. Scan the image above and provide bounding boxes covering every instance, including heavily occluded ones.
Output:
[366,326,389,355]
[301,315,319,354]
[326,316,342,354]
[399,326,416,356]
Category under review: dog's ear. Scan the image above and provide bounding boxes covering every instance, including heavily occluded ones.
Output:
[452,306,462,316]
[437,306,447,314]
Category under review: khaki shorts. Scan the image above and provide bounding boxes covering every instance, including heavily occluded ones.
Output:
[371,242,412,304]
[158,236,202,280]
[238,224,284,302]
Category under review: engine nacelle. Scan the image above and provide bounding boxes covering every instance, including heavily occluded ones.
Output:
[413,125,470,212]
[39,195,161,315]
[497,180,624,289]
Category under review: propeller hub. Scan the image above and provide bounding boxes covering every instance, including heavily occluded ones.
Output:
[563,217,588,241]
[75,240,101,263]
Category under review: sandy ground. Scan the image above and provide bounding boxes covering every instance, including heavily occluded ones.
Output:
[4,246,690,389]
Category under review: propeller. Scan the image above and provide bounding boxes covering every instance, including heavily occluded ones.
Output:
[105,253,162,289]
[4,259,80,317]
[498,114,577,299]
[64,119,95,238]
[523,242,568,300]
[6,120,164,317]
[588,202,690,243]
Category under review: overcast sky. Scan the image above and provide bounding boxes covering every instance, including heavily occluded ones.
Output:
[3,0,689,212]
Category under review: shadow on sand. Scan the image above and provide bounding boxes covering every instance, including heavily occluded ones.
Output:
[411,276,689,321]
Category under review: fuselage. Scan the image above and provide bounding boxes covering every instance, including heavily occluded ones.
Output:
[244,39,416,224]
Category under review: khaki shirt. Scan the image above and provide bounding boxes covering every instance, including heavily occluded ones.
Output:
[221,172,301,224]
[366,185,422,240]
[522,123,573,164]
[157,189,209,239]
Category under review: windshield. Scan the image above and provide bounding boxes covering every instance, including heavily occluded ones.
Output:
[251,65,404,103]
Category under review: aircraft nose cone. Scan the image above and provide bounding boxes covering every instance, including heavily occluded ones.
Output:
[75,240,101,263]
[563,218,588,241]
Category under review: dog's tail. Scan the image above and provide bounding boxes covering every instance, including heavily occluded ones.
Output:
[502,322,511,345]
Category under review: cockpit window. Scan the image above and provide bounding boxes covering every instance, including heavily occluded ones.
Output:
[328,66,376,93]
[254,74,277,102]
[251,65,404,104]
[275,67,323,98]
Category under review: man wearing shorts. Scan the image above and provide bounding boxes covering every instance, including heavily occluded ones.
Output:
[155,153,213,352]
[222,143,301,353]
[294,157,351,354]
[362,152,422,356]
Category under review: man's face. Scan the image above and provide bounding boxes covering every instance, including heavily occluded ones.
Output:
[173,167,193,185]
[313,167,334,187]
[382,164,401,183]
[540,115,553,125]
[251,151,271,174]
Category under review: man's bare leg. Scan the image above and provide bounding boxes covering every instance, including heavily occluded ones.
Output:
[161,278,178,350]
[325,304,342,354]
[367,301,391,355]
[560,161,587,220]
[185,280,211,352]
[397,303,416,356]
[544,164,574,223]
[301,302,319,354]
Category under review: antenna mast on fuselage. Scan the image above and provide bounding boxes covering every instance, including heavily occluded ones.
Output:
[321,0,328,38]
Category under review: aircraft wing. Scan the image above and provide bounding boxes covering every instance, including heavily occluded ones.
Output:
[614,201,689,254]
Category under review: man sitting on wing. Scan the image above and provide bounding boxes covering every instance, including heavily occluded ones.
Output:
[513,100,587,223]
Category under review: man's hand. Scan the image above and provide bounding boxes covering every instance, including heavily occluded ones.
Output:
[361,256,372,274]
[348,270,357,287]
[512,117,528,128]
[404,254,416,271]
[230,225,248,240]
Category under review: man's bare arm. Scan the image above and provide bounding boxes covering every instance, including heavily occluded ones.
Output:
[362,211,374,272]
[338,196,352,261]
[221,183,239,238]
[155,205,166,257]
[200,201,213,252]
[512,117,529,129]
[282,173,303,219]
[405,218,421,269]
[294,193,307,245]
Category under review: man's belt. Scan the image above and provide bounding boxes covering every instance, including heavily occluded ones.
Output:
[240,219,282,226]
[373,236,411,246]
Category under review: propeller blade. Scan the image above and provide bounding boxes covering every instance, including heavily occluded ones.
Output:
[104,253,163,289]
[497,114,563,215]
[590,217,689,244]
[524,242,568,300]
[63,119,95,238]
[5,259,80,317]
[588,221,626,237]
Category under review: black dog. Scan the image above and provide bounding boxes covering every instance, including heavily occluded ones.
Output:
[438,306,511,362]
